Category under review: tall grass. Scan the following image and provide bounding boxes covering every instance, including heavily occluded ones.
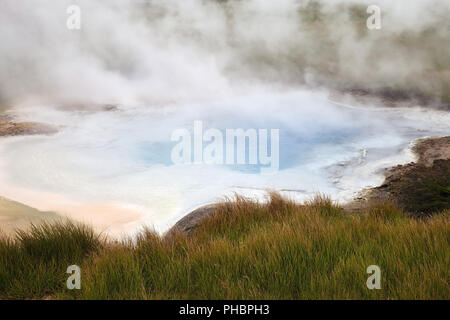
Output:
[0,194,448,299]
[0,221,102,298]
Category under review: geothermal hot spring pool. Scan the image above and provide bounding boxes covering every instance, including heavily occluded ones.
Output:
[1,90,449,236]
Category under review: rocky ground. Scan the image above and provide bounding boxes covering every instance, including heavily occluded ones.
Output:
[0,114,57,137]
[349,136,450,216]
[166,204,218,237]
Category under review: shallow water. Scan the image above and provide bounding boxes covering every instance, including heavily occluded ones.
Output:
[0,90,449,235]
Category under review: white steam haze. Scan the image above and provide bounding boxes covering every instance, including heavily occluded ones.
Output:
[0,1,449,236]
[1,0,450,108]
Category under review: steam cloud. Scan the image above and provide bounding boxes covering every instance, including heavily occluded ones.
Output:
[1,0,449,110]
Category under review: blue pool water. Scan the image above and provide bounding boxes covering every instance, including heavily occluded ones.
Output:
[0,90,449,234]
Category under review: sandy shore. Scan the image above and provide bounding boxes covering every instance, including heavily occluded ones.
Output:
[0,196,62,236]
[0,115,61,235]
[0,110,148,238]
[0,189,144,238]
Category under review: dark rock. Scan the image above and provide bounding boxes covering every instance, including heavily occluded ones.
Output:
[165,204,217,237]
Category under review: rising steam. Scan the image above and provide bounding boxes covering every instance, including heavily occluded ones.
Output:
[0,0,449,110]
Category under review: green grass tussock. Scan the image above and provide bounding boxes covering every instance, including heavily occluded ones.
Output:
[0,194,448,300]
[0,221,102,298]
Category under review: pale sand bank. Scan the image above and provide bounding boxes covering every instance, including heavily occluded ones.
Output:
[0,196,61,236]
[0,117,144,237]
[0,195,144,238]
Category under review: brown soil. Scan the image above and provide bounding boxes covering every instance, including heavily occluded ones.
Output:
[352,136,450,216]
[0,115,57,137]
[412,136,450,166]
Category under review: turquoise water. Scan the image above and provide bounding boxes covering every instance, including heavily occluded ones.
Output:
[0,91,449,233]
